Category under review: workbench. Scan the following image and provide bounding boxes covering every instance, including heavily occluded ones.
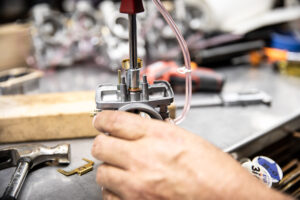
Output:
[1,64,300,200]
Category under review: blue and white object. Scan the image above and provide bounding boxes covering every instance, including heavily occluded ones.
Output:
[252,156,283,183]
[242,160,272,187]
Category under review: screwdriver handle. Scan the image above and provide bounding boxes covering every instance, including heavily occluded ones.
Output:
[120,0,144,14]
[1,161,30,200]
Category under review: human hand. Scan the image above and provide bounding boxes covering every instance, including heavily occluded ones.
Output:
[92,111,290,200]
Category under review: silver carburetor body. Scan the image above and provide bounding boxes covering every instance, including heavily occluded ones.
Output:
[95,60,174,120]
[96,9,174,120]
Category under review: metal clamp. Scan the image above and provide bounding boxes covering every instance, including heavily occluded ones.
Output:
[177,67,192,74]
[57,158,94,176]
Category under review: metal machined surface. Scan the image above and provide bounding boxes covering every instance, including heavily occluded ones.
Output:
[129,14,138,69]
[226,112,300,157]
[96,80,174,119]
[96,81,174,109]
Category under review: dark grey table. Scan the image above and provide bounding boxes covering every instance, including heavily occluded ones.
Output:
[1,64,300,200]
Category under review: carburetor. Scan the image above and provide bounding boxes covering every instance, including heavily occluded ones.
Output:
[95,0,174,120]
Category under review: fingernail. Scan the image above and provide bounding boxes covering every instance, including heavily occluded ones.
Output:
[92,115,97,127]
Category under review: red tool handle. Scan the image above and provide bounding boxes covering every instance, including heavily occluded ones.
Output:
[120,0,144,14]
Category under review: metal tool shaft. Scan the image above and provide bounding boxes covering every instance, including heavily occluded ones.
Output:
[175,91,272,109]
[129,14,138,69]
[1,161,30,200]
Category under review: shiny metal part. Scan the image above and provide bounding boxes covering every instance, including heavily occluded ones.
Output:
[96,79,174,120]
[0,144,70,200]
[57,158,94,176]
[128,69,140,90]
[222,90,272,107]
[226,112,300,156]
[0,144,70,169]
[282,159,299,174]
[142,75,149,101]
[95,6,174,120]
[0,68,43,95]
[281,175,300,192]
[139,111,151,119]
[122,58,143,70]
[129,14,138,69]
[2,162,30,199]
[280,164,300,186]
[31,2,103,69]
[174,90,272,110]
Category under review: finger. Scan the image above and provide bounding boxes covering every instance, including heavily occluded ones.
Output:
[93,110,164,140]
[96,164,128,198]
[102,188,121,200]
[92,134,131,168]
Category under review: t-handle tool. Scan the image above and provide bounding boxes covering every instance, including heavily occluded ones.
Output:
[0,144,70,200]
[120,0,144,66]
[120,0,144,14]
[121,0,145,90]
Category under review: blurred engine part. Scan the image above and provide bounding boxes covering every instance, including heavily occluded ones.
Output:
[31,4,73,68]
[143,0,190,61]
[69,1,104,62]
[0,67,43,95]
[0,24,32,71]
[30,2,103,69]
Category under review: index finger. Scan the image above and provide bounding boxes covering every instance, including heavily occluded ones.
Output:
[93,111,165,140]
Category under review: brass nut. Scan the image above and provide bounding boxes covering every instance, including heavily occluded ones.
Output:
[122,58,143,70]
[129,88,141,92]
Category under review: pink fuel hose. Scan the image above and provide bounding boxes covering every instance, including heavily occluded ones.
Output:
[152,0,192,124]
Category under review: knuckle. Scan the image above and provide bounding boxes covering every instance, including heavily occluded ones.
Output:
[96,165,107,185]
[92,135,105,159]
[110,112,123,131]
[96,111,117,131]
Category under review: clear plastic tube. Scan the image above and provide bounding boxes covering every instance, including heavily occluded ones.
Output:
[152,0,192,124]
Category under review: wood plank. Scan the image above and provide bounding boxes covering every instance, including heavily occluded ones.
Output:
[0,91,99,143]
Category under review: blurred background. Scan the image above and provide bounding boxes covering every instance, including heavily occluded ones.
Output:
[0,0,300,94]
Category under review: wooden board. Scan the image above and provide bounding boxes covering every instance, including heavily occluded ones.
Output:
[0,91,99,143]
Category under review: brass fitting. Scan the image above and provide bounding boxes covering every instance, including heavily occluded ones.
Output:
[122,58,143,70]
